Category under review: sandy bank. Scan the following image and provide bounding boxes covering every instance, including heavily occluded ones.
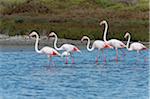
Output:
[0,35,149,47]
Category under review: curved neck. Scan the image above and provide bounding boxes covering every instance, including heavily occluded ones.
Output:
[35,34,42,53]
[86,37,94,51]
[53,34,61,50]
[126,34,131,50]
[103,22,108,42]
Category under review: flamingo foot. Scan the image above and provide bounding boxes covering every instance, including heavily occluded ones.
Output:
[104,57,106,63]
[72,62,75,64]
[123,53,126,56]
[144,57,148,62]
[95,59,98,64]
[52,61,55,66]
[72,58,75,64]
[72,60,75,64]
[65,56,68,64]
[115,57,118,63]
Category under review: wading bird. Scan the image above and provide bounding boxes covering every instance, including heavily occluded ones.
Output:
[61,51,71,63]
[49,32,81,64]
[29,31,61,66]
[100,20,126,62]
[124,32,147,62]
[124,32,147,52]
[81,36,113,64]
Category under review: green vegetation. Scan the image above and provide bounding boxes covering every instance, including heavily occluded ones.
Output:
[0,0,149,41]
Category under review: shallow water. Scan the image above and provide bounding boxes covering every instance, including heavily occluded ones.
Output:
[0,46,149,99]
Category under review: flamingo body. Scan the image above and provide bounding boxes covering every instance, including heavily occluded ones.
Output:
[40,46,60,56]
[129,43,146,51]
[107,39,126,49]
[92,40,111,50]
[59,44,80,52]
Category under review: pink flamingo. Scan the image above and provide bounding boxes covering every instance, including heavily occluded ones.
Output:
[81,36,113,64]
[124,32,147,52]
[100,20,126,62]
[29,31,61,65]
[49,32,81,64]
[124,32,147,61]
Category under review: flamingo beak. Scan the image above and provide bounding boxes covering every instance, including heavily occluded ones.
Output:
[48,36,50,40]
[81,38,84,43]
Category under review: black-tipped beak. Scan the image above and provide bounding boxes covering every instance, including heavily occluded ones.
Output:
[48,36,50,40]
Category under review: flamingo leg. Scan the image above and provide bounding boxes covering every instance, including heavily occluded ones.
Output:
[51,59,55,66]
[65,56,68,64]
[115,48,118,62]
[138,51,147,62]
[142,51,148,62]
[96,50,100,64]
[102,49,106,63]
[135,51,140,63]
[119,49,125,61]
[48,55,55,66]
[48,55,52,66]
[71,54,75,64]
[120,49,126,56]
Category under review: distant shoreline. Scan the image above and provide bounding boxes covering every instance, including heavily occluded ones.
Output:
[0,35,149,47]
[0,35,83,46]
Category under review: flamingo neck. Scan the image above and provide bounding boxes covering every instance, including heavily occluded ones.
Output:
[126,34,131,50]
[53,34,61,50]
[86,37,94,51]
[35,34,42,53]
[103,22,108,42]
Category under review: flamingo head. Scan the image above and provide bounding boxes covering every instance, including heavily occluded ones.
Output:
[81,36,89,43]
[48,32,56,39]
[124,32,130,38]
[48,32,56,37]
[100,20,107,25]
[29,31,38,38]
[61,51,71,58]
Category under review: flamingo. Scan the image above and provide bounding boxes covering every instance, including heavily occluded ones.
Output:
[61,51,71,63]
[81,36,113,64]
[124,32,147,52]
[29,31,61,65]
[124,32,147,61]
[100,20,126,62]
[49,32,81,64]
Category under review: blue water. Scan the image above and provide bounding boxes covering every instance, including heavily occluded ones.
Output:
[0,46,149,99]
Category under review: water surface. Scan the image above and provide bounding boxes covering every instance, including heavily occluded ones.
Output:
[0,45,149,99]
